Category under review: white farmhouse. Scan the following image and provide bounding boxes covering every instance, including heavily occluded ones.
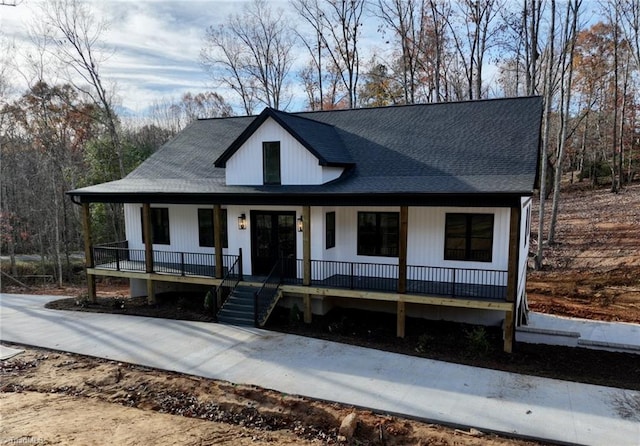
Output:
[68,97,543,352]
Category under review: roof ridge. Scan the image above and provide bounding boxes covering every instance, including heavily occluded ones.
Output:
[268,107,337,128]
[288,95,543,117]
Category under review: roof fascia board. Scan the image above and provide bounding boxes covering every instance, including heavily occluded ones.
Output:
[67,191,526,208]
[214,109,268,167]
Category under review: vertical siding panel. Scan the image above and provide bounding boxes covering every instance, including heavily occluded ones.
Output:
[124,202,516,287]
[124,204,142,250]
[226,118,343,185]
[407,206,510,272]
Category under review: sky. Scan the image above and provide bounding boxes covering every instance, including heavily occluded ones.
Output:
[0,0,381,116]
[1,0,606,117]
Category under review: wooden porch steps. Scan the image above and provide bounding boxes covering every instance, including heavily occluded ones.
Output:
[217,286,255,326]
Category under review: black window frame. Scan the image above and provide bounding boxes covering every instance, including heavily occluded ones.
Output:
[198,208,228,248]
[357,212,399,257]
[325,211,336,249]
[263,141,281,185]
[140,207,170,245]
[444,213,494,262]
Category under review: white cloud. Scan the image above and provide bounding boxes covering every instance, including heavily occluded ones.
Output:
[1,0,406,115]
[1,1,243,112]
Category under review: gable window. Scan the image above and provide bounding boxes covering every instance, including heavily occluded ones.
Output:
[140,207,170,245]
[444,213,494,262]
[357,212,399,257]
[263,141,281,185]
[198,208,228,248]
[326,212,336,249]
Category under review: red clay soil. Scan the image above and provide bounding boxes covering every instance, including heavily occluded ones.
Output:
[527,182,640,323]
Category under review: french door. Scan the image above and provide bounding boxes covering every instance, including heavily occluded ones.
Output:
[250,211,296,277]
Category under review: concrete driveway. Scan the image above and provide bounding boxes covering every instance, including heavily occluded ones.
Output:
[1,293,639,445]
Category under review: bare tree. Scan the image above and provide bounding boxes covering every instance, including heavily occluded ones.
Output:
[619,0,640,71]
[535,0,556,270]
[426,0,452,102]
[358,56,404,106]
[292,0,365,109]
[39,0,124,179]
[524,0,544,95]
[292,0,327,109]
[201,0,295,113]
[447,0,505,99]
[149,92,233,134]
[618,0,638,184]
[374,0,427,104]
[609,2,622,193]
[548,0,582,244]
[0,34,14,109]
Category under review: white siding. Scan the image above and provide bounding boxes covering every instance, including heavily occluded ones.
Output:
[407,206,510,272]
[124,203,228,255]
[225,117,345,185]
[124,203,512,282]
[322,166,344,183]
[516,198,533,315]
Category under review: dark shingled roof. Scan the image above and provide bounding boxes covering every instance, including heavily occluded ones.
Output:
[68,97,542,205]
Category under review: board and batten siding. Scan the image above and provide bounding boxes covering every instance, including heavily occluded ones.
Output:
[407,206,510,272]
[123,203,512,285]
[124,203,228,256]
[316,206,510,283]
[225,117,344,185]
[516,198,533,310]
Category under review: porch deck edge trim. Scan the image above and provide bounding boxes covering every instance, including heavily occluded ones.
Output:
[87,269,512,311]
[279,285,513,311]
[87,268,223,286]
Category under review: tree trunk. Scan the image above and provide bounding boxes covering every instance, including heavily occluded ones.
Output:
[610,5,620,193]
[535,0,555,270]
[549,0,579,244]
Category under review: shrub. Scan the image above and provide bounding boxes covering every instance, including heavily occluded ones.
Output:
[465,326,492,357]
[204,290,214,311]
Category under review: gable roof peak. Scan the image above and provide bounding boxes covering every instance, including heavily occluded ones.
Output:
[214,106,353,168]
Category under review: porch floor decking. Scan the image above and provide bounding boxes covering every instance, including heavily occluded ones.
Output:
[93,261,507,301]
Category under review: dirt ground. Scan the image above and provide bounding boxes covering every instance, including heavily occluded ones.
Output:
[2,181,639,445]
[527,182,640,323]
[0,346,546,446]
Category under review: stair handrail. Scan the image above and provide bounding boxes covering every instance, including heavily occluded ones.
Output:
[254,259,282,326]
[213,255,242,320]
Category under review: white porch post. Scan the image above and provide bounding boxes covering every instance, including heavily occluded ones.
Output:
[504,205,521,353]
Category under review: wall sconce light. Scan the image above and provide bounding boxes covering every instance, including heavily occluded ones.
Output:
[238,214,247,230]
[297,215,303,232]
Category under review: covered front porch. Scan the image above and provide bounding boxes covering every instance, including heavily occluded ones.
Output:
[91,241,508,301]
[79,203,521,353]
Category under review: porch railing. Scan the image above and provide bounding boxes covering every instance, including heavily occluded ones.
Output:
[213,252,243,319]
[281,259,507,300]
[92,242,238,279]
[92,243,507,300]
[254,259,282,326]
[407,265,507,299]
